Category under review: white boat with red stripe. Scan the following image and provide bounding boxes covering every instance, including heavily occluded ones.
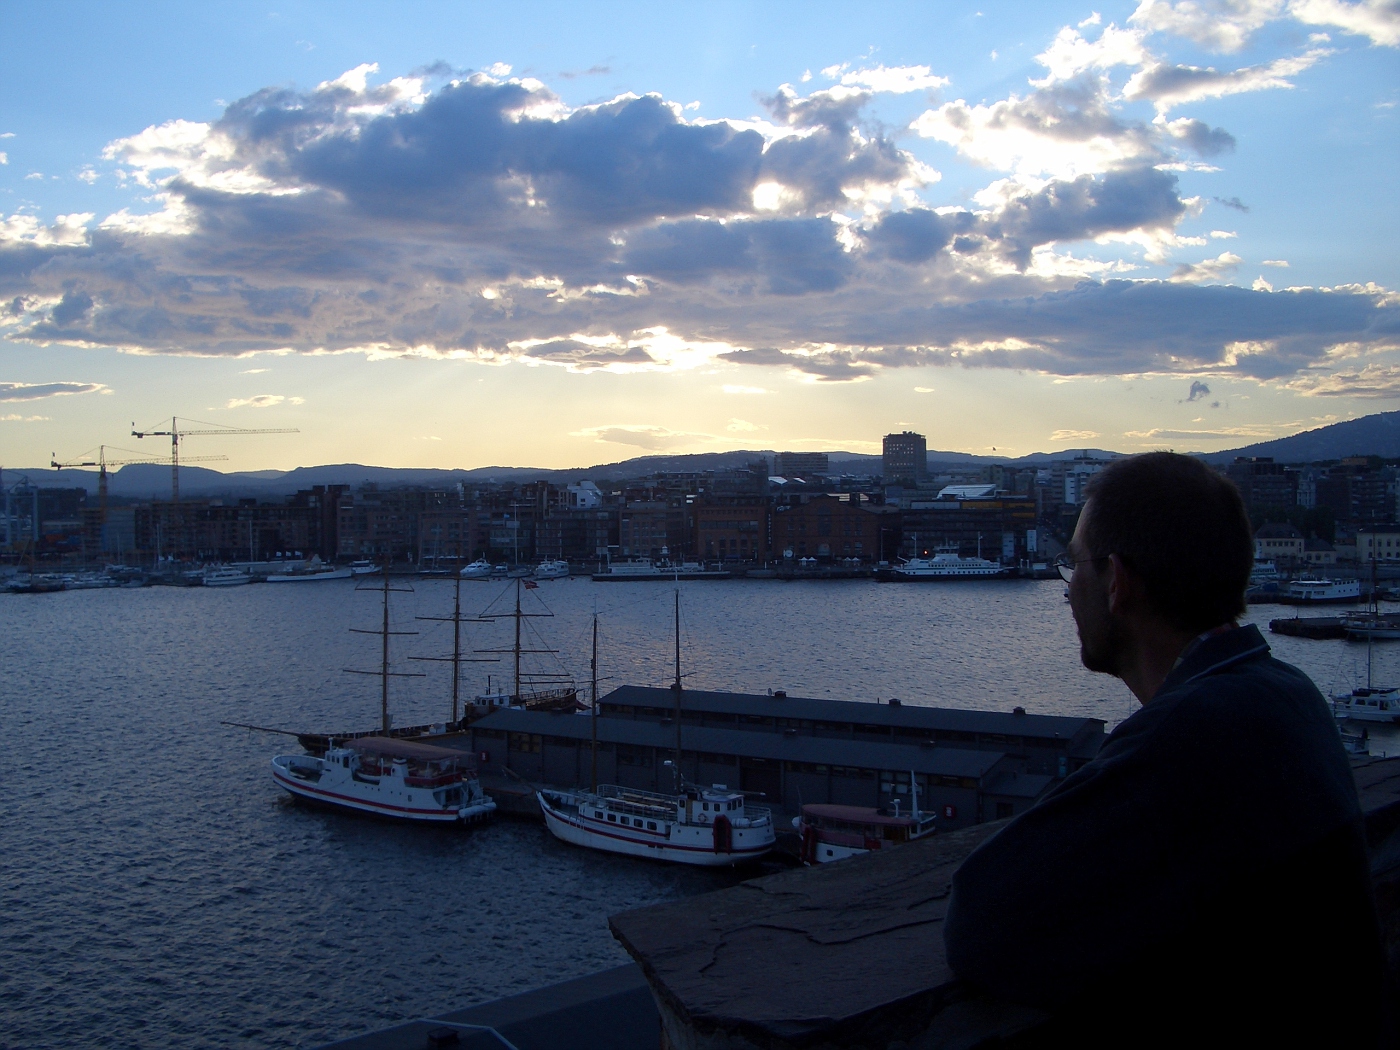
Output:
[536,782,774,866]
[272,736,496,824]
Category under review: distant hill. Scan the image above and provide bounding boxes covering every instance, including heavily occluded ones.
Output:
[13,411,1400,498]
[1205,411,1400,464]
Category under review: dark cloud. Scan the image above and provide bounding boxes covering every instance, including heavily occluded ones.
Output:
[1167,118,1236,156]
[1187,380,1211,401]
[986,168,1186,269]
[1214,196,1249,212]
[0,68,1391,392]
[0,380,107,401]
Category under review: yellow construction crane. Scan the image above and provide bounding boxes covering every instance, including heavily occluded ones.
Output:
[131,417,298,501]
[50,444,227,526]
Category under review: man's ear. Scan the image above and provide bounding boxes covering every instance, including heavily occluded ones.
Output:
[1106,552,1133,616]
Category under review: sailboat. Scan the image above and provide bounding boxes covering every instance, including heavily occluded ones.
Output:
[470,578,581,713]
[536,592,776,866]
[266,564,496,823]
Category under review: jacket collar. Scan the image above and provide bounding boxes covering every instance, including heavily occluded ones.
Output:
[1156,623,1271,698]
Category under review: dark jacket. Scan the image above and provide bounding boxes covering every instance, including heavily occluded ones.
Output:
[943,625,1388,1046]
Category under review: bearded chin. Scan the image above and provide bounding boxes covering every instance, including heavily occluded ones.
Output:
[1079,617,1127,677]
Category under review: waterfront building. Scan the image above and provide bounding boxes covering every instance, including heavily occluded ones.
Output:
[882,431,927,486]
[1254,522,1305,564]
[773,493,880,561]
[898,490,1037,563]
[694,498,769,564]
[463,687,1104,830]
[1316,461,1397,526]
[1357,529,1400,563]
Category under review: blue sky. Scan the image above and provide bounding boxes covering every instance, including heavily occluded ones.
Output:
[2,0,1397,471]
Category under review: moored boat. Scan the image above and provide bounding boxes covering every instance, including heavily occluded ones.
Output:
[793,799,936,864]
[876,545,1009,581]
[272,736,495,824]
[1332,687,1400,723]
[537,782,774,865]
[460,557,492,578]
[349,560,381,576]
[533,559,570,579]
[203,565,251,587]
[1278,576,1361,604]
[267,565,354,582]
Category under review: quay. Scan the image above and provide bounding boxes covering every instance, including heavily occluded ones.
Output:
[447,686,1104,831]
[325,754,1400,1049]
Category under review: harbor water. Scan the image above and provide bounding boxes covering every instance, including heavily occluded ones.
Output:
[2,576,1395,1048]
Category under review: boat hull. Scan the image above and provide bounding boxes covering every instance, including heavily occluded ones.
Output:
[267,568,354,582]
[538,791,771,866]
[272,757,495,824]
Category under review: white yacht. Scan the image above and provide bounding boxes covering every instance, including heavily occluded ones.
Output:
[203,565,251,587]
[349,560,381,576]
[460,557,492,579]
[533,559,570,579]
[1332,687,1400,724]
[537,782,775,866]
[877,545,1008,580]
[272,737,496,824]
[267,557,354,582]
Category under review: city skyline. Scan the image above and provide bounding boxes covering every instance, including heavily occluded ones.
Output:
[2,1,1397,472]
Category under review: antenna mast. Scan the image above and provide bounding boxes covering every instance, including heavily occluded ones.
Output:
[412,575,497,722]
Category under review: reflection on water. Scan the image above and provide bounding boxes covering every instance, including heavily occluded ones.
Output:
[2,578,1394,1048]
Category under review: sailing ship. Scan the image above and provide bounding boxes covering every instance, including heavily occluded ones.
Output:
[537,592,776,866]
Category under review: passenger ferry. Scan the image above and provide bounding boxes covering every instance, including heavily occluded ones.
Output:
[537,782,775,866]
[1281,576,1362,604]
[272,736,496,824]
[876,545,1009,581]
[793,798,937,864]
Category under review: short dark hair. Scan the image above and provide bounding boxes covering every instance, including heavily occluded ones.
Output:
[1081,452,1252,633]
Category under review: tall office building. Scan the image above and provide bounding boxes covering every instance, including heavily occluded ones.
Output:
[882,431,927,485]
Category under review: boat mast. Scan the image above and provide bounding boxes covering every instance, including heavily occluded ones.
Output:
[381,558,391,731]
[345,558,422,731]
[591,610,599,792]
[453,575,462,720]
[514,577,522,699]
[673,587,683,784]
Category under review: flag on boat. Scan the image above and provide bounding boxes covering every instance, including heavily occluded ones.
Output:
[524,580,539,589]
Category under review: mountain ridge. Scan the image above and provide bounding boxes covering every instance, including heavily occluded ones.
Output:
[13,411,1400,498]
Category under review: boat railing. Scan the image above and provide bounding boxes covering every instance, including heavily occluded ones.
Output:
[742,804,773,825]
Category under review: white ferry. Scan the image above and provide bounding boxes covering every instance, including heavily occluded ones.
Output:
[1282,577,1361,604]
[877,545,1009,581]
[272,736,496,824]
[537,782,775,866]
[793,798,937,864]
[349,560,381,576]
[533,559,571,579]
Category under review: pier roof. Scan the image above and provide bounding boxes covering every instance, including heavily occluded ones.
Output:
[470,708,1007,779]
[599,685,1101,746]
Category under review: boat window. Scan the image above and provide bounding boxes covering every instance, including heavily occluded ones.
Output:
[607,814,616,822]
[702,802,709,811]
[647,821,657,830]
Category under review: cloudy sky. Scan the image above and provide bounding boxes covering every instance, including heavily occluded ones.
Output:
[2,0,1397,471]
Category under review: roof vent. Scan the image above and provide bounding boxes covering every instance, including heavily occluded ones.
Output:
[1013,706,1027,716]
[888,698,902,706]
[773,689,787,698]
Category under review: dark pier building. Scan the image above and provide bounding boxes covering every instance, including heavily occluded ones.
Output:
[464,686,1103,830]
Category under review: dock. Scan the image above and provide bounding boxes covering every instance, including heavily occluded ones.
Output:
[1268,616,1348,639]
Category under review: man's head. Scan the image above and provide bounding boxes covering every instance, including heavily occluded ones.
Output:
[1067,452,1252,677]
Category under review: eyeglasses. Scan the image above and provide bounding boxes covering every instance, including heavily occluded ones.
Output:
[1055,553,1109,584]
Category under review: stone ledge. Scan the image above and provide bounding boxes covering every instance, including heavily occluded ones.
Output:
[612,756,1400,1050]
